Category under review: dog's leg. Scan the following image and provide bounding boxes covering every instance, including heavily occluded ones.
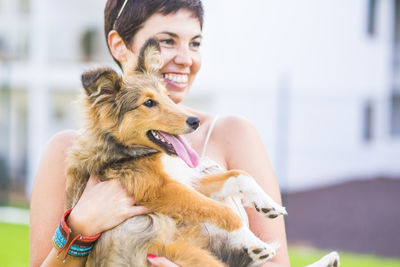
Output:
[101,167,243,231]
[206,223,279,266]
[149,182,244,232]
[152,182,277,265]
[195,170,287,219]
[195,171,286,264]
[148,241,226,267]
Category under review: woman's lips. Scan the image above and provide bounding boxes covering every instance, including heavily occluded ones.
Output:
[162,73,188,89]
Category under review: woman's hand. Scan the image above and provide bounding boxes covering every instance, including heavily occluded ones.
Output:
[68,175,150,236]
[147,255,180,267]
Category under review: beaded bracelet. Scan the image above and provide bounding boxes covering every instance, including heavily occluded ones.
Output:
[53,208,101,262]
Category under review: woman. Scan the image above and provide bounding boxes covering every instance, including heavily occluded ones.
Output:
[30,0,290,266]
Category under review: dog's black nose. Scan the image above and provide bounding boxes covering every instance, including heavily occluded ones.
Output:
[186,117,200,130]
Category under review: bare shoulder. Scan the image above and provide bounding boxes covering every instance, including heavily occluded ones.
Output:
[31,129,78,193]
[213,115,263,162]
[31,129,78,196]
[213,115,280,194]
[34,129,78,180]
[46,129,78,153]
[216,115,259,139]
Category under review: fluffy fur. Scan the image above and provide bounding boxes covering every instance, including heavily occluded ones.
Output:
[64,38,338,267]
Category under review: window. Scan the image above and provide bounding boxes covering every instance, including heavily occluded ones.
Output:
[366,0,377,36]
[390,92,400,136]
[392,1,400,137]
[362,100,374,142]
[18,0,30,14]
[81,28,98,62]
[395,0,400,44]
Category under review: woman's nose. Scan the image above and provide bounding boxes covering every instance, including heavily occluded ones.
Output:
[173,47,192,67]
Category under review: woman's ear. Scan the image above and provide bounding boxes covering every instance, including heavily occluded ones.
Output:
[108,30,137,74]
[108,30,130,63]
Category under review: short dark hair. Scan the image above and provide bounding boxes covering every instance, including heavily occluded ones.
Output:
[104,0,204,67]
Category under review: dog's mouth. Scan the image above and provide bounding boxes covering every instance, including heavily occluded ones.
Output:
[147,130,199,168]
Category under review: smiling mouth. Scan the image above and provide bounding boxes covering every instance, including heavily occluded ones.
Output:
[162,73,188,85]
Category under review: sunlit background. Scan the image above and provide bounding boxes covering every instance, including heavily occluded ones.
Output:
[0,0,400,266]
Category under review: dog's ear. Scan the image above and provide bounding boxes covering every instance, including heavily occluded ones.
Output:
[136,38,163,74]
[81,68,121,98]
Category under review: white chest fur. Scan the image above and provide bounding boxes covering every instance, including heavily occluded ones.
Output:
[160,154,199,188]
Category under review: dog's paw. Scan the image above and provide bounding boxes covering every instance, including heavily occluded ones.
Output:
[229,226,280,266]
[326,251,340,267]
[253,200,287,219]
[305,251,340,267]
[245,245,276,265]
[229,174,287,219]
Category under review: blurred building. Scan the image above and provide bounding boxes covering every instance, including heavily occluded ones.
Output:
[0,0,112,199]
[0,0,399,199]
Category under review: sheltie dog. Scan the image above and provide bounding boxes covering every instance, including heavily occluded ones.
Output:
[64,38,338,267]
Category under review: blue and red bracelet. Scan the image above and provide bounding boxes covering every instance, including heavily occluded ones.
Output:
[53,208,101,262]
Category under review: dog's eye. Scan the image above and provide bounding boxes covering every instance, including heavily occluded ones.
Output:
[144,99,157,107]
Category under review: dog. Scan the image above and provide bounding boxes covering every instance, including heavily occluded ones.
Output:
[64,38,339,267]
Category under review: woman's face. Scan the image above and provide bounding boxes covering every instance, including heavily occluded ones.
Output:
[130,9,202,104]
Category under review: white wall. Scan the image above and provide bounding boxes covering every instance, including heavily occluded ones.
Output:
[198,0,400,190]
[1,0,399,194]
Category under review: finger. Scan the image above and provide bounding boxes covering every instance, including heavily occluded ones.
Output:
[128,205,151,217]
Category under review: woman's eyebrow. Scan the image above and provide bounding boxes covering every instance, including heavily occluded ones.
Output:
[157,31,202,40]
[157,31,178,38]
[192,34,202,40]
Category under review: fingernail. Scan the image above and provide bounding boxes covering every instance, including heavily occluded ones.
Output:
[147,254,156,259]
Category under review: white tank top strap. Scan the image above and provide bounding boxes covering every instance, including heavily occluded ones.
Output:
[200,116,219,158]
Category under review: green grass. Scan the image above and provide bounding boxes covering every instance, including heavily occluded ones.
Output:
[0,222,29,267]
[289,246,400,267]
[1,221,400,266]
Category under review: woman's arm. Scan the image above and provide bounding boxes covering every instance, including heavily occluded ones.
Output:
[217,116,290,267]
[30,130,149,267]
[30,130,76,266]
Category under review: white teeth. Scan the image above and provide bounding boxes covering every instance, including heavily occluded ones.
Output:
[152,130,160,140]
[163,73,188,84]
[151,130,171,145]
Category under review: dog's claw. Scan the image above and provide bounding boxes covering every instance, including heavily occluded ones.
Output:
[253,202,287,219]
[246,246,276,265]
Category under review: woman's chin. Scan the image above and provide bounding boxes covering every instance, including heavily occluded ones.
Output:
[167,88,189,104]
[169,93,184,104]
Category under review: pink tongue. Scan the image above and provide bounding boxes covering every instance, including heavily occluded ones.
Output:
[157,132,199,168]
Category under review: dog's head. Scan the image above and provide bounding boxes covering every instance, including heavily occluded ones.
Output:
[81,38,199,168]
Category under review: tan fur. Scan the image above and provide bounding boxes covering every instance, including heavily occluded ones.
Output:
[99,155,243,232]
[64,39,247,266]
[195,170,245,197]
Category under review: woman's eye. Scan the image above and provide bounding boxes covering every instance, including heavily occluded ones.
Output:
[190,41,201,48]
[159,39,174,46]
[144,99,157,107]
[190,41,201,51]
